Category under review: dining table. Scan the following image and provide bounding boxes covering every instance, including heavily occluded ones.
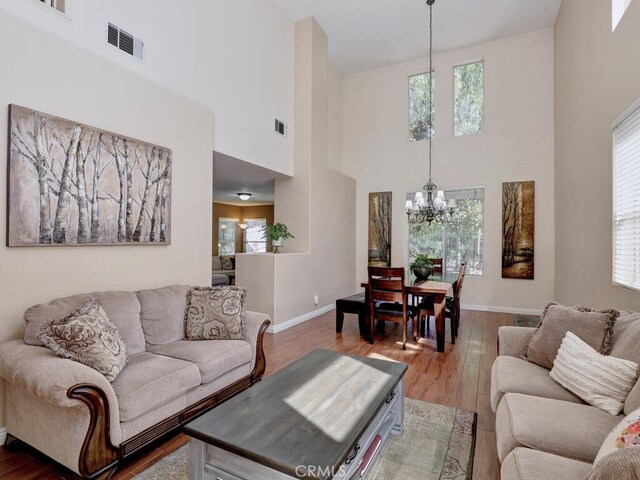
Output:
[361,271,458,353]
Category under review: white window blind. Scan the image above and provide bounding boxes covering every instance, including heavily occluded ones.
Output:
[613,105,640,290]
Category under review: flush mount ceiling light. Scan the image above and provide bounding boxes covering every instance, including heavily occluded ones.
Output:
[237,193,252,201]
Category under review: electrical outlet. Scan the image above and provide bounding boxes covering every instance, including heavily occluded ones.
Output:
[313,295,319,305]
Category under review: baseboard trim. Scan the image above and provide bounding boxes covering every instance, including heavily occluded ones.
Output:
[462,303,543,316]
[0,427,7,446]
[268,304,336,334]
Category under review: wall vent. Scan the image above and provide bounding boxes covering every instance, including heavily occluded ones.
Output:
[108,23,144,61]
[275,119,287,137]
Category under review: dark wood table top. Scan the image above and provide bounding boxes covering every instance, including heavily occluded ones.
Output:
[361,271,457,296]
[184,348,407,479]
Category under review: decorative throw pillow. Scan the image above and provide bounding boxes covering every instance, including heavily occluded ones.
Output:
[593,407,640,467]
[220,256,233,271]
[37,299,128,382]
[185,286,246,340]
[587,446,640,480]
[550,332,640,415]
[522,302,618,369]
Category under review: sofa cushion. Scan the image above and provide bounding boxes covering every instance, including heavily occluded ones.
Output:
[149,340,251,385]
[495,393,621,463]
[24,291,145,355]
[136,285,190,346]
[610,311,640,414]
[185,287,246,340]
[37,299,128,382]
[523,303,618,370]
[111,352,200,422]
[490,356,583,412]
[550,332,639,415]
[212,256,223,271]
[501,448,592,480]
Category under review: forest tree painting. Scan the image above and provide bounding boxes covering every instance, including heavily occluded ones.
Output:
[502,181,534,279]
[368,192,392,267]
[8,105,171,246]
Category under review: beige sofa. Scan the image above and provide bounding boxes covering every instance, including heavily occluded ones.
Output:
[0,285,271,480]
[491,311,640,479]
[212,255,234,277]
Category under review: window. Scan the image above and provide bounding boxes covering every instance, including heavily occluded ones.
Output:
[454,62,484,136]
[38,0,65,13]
[409,72,435,141]
[613,0,633,31]
[408,188,484,275]
[218,218,237,255]
[613,104,640,290]
[244,218,267,253]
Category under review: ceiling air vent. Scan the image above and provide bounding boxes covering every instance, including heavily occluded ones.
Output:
[275,119,288,137]
[107,23,144,61]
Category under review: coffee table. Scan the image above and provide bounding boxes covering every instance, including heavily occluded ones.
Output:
[184,349,407,480]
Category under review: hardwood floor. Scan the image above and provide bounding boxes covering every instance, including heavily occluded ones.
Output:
[0,308,511,479]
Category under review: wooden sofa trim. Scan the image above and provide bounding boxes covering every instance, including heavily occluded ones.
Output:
[66,318,271,480]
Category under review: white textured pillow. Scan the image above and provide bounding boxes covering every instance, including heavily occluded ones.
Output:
[550,332,640,415]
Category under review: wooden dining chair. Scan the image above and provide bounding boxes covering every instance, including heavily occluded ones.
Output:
[367,266,415,350]
[429,258,443,274]
[416,263,466,345]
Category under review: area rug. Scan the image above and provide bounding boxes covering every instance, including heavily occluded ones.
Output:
[134,398,477,480]
[513,313,541,328]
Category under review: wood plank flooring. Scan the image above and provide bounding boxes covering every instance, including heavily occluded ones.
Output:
[0,308,510,479]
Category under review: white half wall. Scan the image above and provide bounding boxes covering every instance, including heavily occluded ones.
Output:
[342,28,556,311]
[0,12,214,426]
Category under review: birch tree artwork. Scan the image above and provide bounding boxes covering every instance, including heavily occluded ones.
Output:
[502,181,534,279]
[8,105,172,246]
[368,192,392,267]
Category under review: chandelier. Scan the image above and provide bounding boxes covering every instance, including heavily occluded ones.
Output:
[406,0,456,226]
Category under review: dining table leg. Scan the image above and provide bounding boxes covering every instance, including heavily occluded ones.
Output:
[434,294,446,353]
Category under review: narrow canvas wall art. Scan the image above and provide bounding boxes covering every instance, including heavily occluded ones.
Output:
[8,105,172,246]
[368,192,392,267]
[502,181,534,279]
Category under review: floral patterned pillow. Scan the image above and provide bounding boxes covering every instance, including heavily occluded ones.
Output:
[185,286,246,340]
[37,299,128,382]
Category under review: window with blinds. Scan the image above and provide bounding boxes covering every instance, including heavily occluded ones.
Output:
[613,105,640,290]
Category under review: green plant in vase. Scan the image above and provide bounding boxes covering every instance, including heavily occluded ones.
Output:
[262,223,295,253]
[410,253,434,280]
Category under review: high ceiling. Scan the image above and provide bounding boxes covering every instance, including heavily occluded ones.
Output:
[213,152,287,206]
[274,0,561,74]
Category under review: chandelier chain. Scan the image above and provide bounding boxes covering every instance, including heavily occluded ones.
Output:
[428,0,433,183]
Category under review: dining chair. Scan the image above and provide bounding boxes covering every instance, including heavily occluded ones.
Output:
[367,266,416,350]
[429,258,443,274]
[416,263,466,345]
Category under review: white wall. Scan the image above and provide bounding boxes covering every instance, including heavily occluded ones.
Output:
[237,19,356,329]
[0,0,294,175]
[0,12,214,425]
[555,0,640,311]
[342,29,555,311]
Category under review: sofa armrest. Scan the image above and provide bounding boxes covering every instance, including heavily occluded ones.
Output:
[497,326,537,358]
[0,340,120,419]
[245,311,271,382]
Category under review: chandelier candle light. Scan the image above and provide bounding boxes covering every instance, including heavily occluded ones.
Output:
[406,0,456,225]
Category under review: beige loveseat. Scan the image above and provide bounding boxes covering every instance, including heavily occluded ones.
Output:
[0,285,270,480]
[491,311,640,479]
